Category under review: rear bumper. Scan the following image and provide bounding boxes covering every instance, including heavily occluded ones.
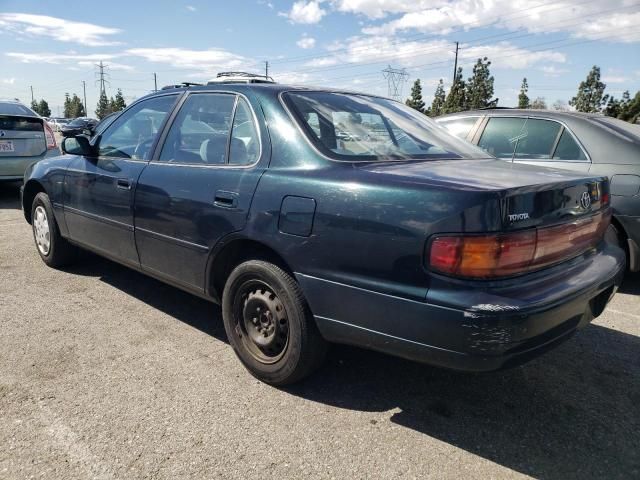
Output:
[0,152,47,181]
[297,242,625,371]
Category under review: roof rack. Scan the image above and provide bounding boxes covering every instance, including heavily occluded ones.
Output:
[160,82,203,90]
[207,72,275,84]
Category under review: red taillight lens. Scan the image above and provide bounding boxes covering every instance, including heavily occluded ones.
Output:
[428,210,611,279]
[44,123,56,150]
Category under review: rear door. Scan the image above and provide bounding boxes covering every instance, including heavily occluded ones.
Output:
[63,94,179,266]
[134,91,268,291]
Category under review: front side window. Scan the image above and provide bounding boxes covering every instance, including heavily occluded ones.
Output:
[284,91,488,161]
[98,95,177,160]
[438,117,479,140]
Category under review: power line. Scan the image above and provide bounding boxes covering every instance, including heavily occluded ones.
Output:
[95,61,110,96]
[382,65,409,101]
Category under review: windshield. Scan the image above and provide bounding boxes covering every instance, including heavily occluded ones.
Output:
[283,91,489,161]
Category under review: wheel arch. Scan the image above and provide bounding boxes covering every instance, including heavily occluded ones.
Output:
[22,179,47,224]
[205,236,296,303]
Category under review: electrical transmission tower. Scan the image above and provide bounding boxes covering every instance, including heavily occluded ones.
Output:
[95,61,111,96]
[382,65,408,101]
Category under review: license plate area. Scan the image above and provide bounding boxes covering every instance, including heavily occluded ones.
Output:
[0,140,15,152]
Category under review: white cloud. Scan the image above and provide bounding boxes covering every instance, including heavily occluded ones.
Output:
[540,65,570,77]
[602,75,630,84]
[2,77,16,85]
[124,47,251,74]
[280,1,327,24]
[186,5,197,11]
[357,0,640,43]
[7,52,122,64]
[0,13,121,46]
[297,36,316,49]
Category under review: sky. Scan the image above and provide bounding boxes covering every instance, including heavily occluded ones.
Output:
[0,0,639,117]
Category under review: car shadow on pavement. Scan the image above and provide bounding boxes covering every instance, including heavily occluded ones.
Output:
[66,252,639,479]
[0,182,22,210]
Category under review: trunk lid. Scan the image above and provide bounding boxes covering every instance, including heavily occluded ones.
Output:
[0,115,46,157]
[362,158,609,230]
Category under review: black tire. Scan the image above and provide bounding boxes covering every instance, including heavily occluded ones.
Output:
[31,192,76,268]
[222,260,327,385]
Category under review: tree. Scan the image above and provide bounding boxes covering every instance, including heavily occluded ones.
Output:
[443,67,466,114]
[63,93,71,118]
[465,57,494,109]
[112,89,127,112]
[405,79,426,113]
[530,97,547,110]
[95,91,112,119]
[569,65,607,113]
[30,99,39,113]
[552,100,569,111]
[37,99,51,117]
[618,91,640,124]
[518,78,530,109]
[429,79,446,117]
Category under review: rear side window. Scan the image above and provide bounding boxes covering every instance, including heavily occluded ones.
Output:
[478,117,527,158]
[553,129,587,160]
[0,102,38,117]
[438,117,478,139]
[514,119,561,160]
[159,93,235,165]
[229,97,260,165]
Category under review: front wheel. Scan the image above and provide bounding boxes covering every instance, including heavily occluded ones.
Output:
[222,260,327,385]
[31,192,76,268]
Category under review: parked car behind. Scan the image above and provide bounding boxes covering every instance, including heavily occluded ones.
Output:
[0,100,56,182]
[49,118,70,132]
[21,85,624,384]
[60,117,98,137]
[437,110,640,271]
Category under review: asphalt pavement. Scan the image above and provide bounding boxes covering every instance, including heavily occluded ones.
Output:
[1,182,638,479]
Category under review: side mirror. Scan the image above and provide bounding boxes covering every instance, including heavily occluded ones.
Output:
[61,135,96,156]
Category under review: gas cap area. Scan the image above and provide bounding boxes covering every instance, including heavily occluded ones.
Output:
[278,195,316,237]
[610,174,640,197]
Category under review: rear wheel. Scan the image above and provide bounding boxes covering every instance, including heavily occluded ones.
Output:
[222,260,327,385]
[31,192,76,268]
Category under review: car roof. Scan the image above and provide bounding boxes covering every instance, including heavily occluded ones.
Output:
[0,100,39,117]
[437,108,608,122]
[144,82,394,102]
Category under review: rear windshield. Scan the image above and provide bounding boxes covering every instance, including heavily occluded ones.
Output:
[283,91,488,161]
[0,102,38,117]
[0,115,43,131]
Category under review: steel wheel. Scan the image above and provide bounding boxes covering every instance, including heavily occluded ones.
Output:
[33,205,51,256]
[232,280,290,364]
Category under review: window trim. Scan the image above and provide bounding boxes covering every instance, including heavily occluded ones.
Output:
[478,115,591,163]
[93,91,181,163]
[151,90,263,169]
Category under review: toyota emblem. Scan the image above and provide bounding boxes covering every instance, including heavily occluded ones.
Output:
[580,191,591,209]
[0,131,4,137]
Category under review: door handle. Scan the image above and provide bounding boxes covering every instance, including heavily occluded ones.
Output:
[116,178,131,190]
[214,190,238,208]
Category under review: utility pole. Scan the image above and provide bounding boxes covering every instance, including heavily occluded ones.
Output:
[382,65,409,101]
[30,85,34,104]
[452,41,459,87]
[95,61,110,96]
[265,61,269,79]
[153,72,157,92]
[82,81,87,114]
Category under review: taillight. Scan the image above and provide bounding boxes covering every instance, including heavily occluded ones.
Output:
[428,210,611,279]
[44,122,56,150]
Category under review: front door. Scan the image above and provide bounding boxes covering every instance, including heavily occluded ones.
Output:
[134,91,267,290]
[63,94,179,265]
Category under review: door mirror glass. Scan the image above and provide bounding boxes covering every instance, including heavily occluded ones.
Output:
[61,136,93,156]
